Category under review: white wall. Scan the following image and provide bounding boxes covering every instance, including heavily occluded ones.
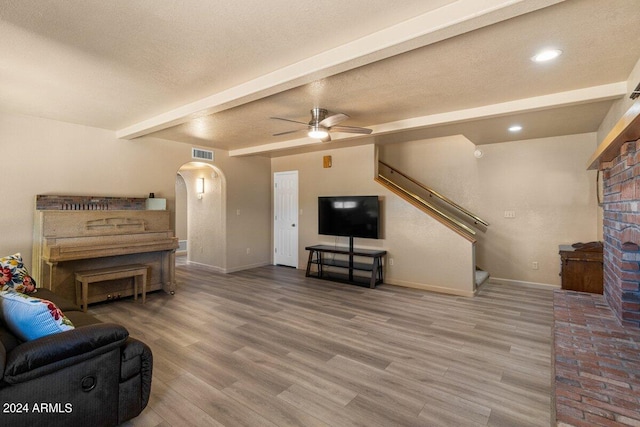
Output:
[598,56,640,143]
[2,109,599,290]
[0,111,271,273]
[272,132,598,292]
[174,174,188,243]
[272,144,476,296]
[223,153,273,272]
[379,133,599,286]
[179,167,225,270]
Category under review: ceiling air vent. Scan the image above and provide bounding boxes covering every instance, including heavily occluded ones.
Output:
[192,148,214,161]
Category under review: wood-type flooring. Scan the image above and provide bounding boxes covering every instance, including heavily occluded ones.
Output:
[91,261,553,427]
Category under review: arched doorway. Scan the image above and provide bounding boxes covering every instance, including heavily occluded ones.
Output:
[175,162,226,271]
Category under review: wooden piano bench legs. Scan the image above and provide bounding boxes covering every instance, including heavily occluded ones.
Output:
[75,264,148,312]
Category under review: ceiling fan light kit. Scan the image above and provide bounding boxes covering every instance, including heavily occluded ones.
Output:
[271,108,372,142]
[308,125,329,139]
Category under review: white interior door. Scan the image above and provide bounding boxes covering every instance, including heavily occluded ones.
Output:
[274,171,299,267]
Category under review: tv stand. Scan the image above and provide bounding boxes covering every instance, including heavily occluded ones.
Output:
[305,244,386,288]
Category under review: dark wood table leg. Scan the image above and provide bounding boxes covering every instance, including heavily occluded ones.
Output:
[305,249,315,277]
[370,257,379,288]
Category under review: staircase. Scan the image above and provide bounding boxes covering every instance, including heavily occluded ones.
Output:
[376,160,490,290]
[475,268,490,287]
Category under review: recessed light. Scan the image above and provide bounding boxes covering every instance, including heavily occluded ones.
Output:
[531,48,562,63]
[509,125,523,132]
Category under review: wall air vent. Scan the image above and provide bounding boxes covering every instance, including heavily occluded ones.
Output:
[192,148,214,161]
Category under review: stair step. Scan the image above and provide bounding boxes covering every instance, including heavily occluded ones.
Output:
[475,269,490,287]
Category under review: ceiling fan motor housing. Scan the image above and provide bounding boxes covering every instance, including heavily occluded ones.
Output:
[309,108,328,126]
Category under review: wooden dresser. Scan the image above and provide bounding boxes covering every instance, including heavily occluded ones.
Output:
[558,242,603,294]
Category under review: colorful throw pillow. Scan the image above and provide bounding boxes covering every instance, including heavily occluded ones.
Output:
[0,253,37,294]
[0,291,74,341]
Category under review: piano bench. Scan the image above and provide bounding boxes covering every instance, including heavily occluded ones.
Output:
[75,264,148,312]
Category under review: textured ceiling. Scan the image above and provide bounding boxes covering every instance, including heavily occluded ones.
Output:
[1,0,639,156]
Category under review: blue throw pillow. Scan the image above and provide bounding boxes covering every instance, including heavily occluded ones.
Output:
[0,290,74,341]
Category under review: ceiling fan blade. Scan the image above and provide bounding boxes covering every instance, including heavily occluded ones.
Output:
[330,125,372,134]
[271,109,368,140]
[319,113,349,128]
[270,116,308,126]
[273,129,304,136]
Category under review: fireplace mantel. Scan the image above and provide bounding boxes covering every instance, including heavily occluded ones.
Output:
[587,99,640,170]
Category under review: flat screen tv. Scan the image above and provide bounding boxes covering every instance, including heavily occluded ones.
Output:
[318,196,380,239]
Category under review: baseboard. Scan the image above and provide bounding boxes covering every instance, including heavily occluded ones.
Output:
[384,277,476,297]
[223,262,270,274]
[490,276,559,290]
[184,260,270,274]
[185,260,225,273]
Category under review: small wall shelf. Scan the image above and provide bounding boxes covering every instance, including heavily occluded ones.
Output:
[305,245,386,288]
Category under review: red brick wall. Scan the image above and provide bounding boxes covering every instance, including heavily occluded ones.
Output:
[602,140,640,327]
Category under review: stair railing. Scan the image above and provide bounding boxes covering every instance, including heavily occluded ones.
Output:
[376,174,476,237]
[378,160,489,227]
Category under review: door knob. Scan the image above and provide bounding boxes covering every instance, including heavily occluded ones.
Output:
[292,224,296,227]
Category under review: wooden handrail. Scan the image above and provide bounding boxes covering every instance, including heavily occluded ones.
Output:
[378,160,489,227]
[376,174,476,242]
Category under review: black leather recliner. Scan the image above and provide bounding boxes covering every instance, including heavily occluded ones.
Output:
[0,289,152,426]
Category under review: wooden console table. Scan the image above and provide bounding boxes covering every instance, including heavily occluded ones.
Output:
[305,245,386,288]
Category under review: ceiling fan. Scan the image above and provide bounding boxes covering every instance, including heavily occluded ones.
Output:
[270,108,372,142]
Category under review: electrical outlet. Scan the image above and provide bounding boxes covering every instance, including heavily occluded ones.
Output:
[532,261,539,270]
[504,210,516,218]
[246,248,250,254]
[389,258,394,266]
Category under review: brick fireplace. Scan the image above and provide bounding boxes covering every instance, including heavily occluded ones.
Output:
[552,101,640,426]
[602,139,640,327]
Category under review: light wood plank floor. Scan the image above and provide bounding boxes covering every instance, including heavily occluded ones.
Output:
[91,261,553,427]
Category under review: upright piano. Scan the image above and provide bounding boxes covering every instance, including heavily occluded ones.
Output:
[32,209,178,305]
